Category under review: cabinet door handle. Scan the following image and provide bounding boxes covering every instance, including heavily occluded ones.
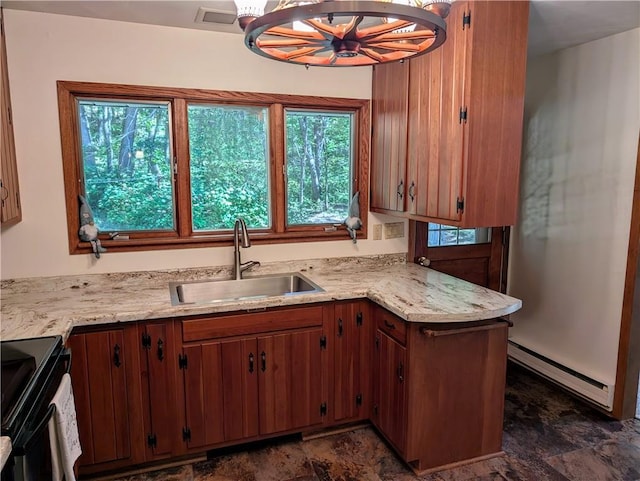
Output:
[409,181,415,202]
[157,338,164,361]
[249,353,254,373]
[384,320,396,330]
[397,362,404,383]
[397,180,404,199]
[113,344,121,367]
[261,351,266,372]
[337,318,343,337]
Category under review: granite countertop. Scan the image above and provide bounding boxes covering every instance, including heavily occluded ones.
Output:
[0,254,522,342]
[0,437,10,470]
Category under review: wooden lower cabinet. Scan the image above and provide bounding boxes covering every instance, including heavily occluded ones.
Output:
[69,301,510,476]
[332,300,371,424]
[179,305,327,453]
[372,329,407,454]
[68,325,145,472]
[371,305,510,473]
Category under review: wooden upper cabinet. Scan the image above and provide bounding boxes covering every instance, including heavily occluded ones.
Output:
[0,11,21,226]
[371,60,409,213]
[371,1,529,227]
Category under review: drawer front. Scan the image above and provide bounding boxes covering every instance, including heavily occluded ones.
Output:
[375,308,407,345]
[182,305,324,342]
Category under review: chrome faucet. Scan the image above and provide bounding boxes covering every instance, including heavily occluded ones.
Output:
[233,218,260,280]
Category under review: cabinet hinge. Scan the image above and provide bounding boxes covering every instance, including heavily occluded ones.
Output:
[356,312,363,327]
[147,433,157,448]
[320,335,327,350]
[320,403,327,416]
[182,426,191,442]
[456,197,465,213]
[178,353,188,369]
[141,332,151,350]
[459,106,468,124]
[172,156,178,176]
[462,10,471,30]
[356,394,363,407]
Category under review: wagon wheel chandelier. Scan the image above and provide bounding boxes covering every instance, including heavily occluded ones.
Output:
[233,0,451,67]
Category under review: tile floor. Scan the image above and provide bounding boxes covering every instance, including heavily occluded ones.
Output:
[109,363,640,481]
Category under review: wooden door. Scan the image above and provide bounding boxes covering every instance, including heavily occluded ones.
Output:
[371,60,409,213]
[0,11,21,225]
[411,222,509,291]
[373,330,407,454]
[140,322,177,458]
[68,328,139,467]
[333,301,371,423]
[182,338,258,449]
[258,328,324,435]
[406,1,468,223]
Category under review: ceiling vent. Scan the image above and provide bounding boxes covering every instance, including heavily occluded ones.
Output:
[195,7,237,25]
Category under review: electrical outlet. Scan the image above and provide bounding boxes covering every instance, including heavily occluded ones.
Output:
[372,224,382,240]
[384,222,405,239]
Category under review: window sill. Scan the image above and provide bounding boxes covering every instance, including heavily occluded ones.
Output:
[71,228,367,255]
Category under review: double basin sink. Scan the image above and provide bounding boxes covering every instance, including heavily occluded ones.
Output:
[169,272,324,306]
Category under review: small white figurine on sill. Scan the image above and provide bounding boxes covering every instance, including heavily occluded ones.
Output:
[344,191,362,243]
[78,195,106,259]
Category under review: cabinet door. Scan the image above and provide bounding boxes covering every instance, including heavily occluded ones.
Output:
[371,60,409,213]
[182,338,259,449]
[0,11,21,225]
[407,1,468,222]
[68,327,142,468]
[140,322,177,458]
[373,330,407,454]
[333,301,370,423]
[258,329,324,435]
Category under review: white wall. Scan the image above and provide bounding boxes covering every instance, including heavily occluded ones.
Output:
[0,9,408,279]
[508,28,640,386]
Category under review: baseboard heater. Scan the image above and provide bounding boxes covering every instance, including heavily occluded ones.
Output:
[508,340,614,411]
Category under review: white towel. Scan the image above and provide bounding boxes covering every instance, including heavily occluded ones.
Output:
[48,373,82,481]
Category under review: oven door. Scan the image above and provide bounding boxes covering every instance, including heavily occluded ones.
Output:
[2,348,71,481]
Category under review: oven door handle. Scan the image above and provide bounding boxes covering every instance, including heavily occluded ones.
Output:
[21,404,56,451]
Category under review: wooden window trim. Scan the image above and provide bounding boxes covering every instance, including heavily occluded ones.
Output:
[57,81,369,255]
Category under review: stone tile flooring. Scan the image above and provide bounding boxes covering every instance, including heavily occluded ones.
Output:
[109,363,640,481]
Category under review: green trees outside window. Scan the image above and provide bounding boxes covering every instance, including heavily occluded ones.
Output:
[79,100,174,231]
[58,81,369,254]
[188,105,270,230]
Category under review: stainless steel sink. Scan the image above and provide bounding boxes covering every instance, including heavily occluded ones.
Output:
[169,272,324,305]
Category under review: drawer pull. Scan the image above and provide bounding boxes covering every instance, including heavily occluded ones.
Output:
[384,320,396,330]
[249,352,255,373]
[397,362,404,382]
[338,318,343,337]
[157,338,164,361]
[261,351,266,372]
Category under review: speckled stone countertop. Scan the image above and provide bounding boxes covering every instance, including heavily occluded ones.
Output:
[0,437,10,470]
[0,254,521,342]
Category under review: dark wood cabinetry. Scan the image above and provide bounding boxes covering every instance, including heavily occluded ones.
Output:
[331,300,371,424]
[371,1,529,227]
[138,321,179,459]
[0,10,21,226]
[69,300,511,476]
[371,304,510,474]
[373,329,407,454]
[179,305,327,453]
[68,325,144,471]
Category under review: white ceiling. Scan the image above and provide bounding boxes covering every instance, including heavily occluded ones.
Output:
[3,0,640,57]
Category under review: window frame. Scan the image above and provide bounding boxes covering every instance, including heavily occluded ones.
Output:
[57,81,369,255]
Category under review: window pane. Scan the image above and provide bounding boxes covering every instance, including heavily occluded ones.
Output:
[188,104,270,230]
[285,110,353,225]
[427,224,491,247]
[78,99,174,231]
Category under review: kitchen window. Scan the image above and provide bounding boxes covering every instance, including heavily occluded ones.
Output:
[58,81,369,254]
